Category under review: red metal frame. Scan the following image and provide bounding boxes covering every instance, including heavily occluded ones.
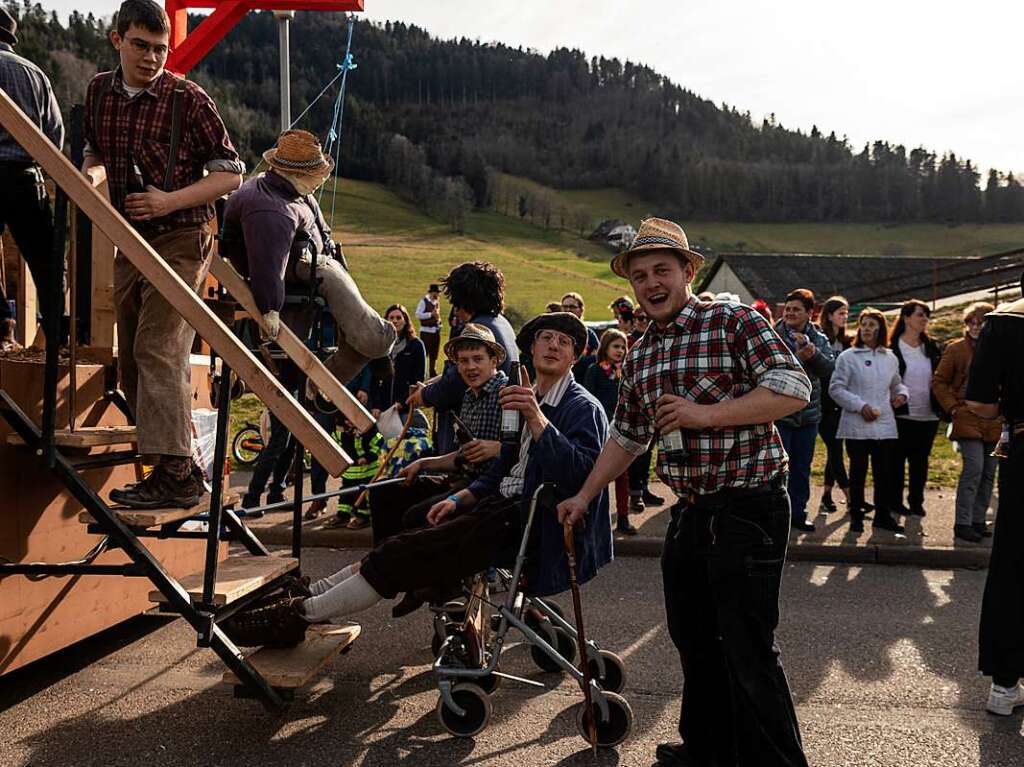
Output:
[165,0,363,74]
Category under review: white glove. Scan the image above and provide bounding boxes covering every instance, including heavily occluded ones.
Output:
[261,310,281,341]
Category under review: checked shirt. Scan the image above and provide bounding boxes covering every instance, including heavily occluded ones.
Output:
[84,68,243,234]
[611,296,811,495]
[457,370,508,476]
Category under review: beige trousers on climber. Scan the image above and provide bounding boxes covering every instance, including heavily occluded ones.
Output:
[294,255,396,384]
[115,225,212,457]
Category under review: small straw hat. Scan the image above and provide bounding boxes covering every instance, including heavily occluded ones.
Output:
[610,217,704,279]
[444,323,507,363]
[263,130,334,178]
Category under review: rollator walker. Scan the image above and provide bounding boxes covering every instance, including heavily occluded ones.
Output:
[431,483,634,748]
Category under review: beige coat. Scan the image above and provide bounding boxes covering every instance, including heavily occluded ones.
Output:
[931,334,1003,442]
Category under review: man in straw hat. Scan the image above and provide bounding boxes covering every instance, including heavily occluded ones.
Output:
[221,128,395,384]
[82,0,245,509]
[226,311,612,646]
[558,218,812,766]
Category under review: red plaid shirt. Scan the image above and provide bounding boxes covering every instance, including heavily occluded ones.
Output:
[611,297,811,495]
[84,69,243,234]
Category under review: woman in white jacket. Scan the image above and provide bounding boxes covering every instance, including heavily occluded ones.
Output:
[829,308,910,534]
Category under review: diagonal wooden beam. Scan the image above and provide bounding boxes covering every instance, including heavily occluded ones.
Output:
[209,257,374,433]
[0,88,351,476]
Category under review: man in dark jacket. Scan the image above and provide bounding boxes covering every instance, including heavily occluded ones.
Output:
[228,312,612,644]
[221,129,395,384]
[407,261,518,454]
[774,288,834,532]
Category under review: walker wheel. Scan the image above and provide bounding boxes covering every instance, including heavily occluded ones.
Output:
[575,691,634,748]
[530,625,577,673]
[587,650,627,694]
[437,683,492,738]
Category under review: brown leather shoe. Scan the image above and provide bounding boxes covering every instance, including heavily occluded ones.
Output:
[109,465,204,509]
[222,596,309,648]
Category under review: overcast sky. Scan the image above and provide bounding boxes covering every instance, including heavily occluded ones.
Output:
[42,0,1023,178]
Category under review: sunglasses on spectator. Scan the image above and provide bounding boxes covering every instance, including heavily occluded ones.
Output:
[126,37,169,57]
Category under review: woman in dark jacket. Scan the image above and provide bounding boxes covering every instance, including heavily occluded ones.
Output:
[818,296,852,513]
[583,329,635,535]
[889,299,944,517]
[375,304,426,417]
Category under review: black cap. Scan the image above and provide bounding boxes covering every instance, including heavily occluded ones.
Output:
[0,9,17,45]
[516,312,588,360]
[428,283,440,293]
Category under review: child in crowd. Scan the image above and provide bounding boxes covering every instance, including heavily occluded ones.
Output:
[584,328,636,534]
[325,420,384,530]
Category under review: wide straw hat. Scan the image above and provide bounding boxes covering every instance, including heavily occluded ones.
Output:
[516,312,588,360]
[610,217,704,279]
[263,130,334,178]
[444,323,507,364]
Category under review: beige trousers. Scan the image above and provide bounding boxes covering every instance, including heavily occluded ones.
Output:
[115,225,212,457]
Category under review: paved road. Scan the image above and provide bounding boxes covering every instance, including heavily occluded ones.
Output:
[1,551,1020,767]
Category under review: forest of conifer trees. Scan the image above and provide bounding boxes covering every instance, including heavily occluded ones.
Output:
[5,1,1024,225]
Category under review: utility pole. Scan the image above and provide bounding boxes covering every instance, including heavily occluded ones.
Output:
[275,11,295,131]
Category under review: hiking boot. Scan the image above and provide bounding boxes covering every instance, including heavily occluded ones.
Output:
[642,490,665,507]
[954,524,983,543]
[109,465,204,510]
[222,596,309,648]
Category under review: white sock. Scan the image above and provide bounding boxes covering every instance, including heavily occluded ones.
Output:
[309,563,357,596]
[302,572,382,623]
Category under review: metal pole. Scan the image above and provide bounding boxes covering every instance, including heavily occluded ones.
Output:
[275,11,295,131]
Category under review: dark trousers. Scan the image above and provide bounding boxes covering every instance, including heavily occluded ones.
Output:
[845,438,898,517]
[979,438,1024,678]
[776,422,817,522]
[361,494,520,599]
[817,407,849,489]
[243,410,295,504]
[628,443,655,496]
[0,163,57,327]
[422,330,440,377]
[368,474,468,545]
[895,418,939,511]
[310,409,337,496]
[661,479,808,767]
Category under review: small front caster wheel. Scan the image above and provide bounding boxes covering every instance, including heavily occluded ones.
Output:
[437,683,492,738]
[587,649,627,694]
[575,691,634,748]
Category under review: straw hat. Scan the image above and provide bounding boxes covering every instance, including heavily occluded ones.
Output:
[444,323,507,363]
[263,130,334,178]
[610,217,704,279]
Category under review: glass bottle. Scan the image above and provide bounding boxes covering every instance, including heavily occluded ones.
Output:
[500,362,522,444]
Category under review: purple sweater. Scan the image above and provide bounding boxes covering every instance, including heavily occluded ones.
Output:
[221,171,329,314]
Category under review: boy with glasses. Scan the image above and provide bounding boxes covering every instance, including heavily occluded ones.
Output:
[82,0,245,508]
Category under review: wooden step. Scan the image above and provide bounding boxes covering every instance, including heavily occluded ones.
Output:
[222,623,361,689]
[7,425,137,448]
[78,491,240,529]
[148,554,298,606]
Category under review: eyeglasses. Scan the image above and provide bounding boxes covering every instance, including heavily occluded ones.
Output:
[127,37,169,58]
[536,330,574,349]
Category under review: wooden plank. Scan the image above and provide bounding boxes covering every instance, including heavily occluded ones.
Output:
[209,257,374,433]
[6,424,137,447]
[77,490,240,528]
[15,254,37,347]
[222,623,361,688]
[148,553,298,606]
[0,88,351,477]
[86,167,117,351]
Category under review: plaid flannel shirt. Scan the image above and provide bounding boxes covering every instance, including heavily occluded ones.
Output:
[458,370,508,475]
[0,43,64,162]
[84,69,243,234]
[611,296,811,495]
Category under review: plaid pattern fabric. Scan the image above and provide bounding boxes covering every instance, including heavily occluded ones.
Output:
[84,69,242,233]
[611,296,811,495]
[0,43,63,161]
[458,370,508,477]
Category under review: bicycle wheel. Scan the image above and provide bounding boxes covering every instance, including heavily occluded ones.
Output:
[232,426,263,466]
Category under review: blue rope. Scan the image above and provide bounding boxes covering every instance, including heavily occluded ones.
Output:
[318,16,357,226]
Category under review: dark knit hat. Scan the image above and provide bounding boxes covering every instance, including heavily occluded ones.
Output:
[0,9,18,45]
[516,312,588,359]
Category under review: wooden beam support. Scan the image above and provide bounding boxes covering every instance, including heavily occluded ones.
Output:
[85,167,117,351]
[14,252,37,347]
[209,257,374,433]
[0,89,351,477]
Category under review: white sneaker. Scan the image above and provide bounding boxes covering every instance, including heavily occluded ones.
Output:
[986,682,1024,715]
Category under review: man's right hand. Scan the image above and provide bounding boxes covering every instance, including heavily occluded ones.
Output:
[860,404,879,422]
[261,310,281,341]
[407,382,426,410]
[426,498,457,526]
[556,495,589,526]
[399,459,423,485]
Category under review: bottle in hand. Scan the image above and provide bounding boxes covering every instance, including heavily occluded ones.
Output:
[500,362,523,444]
[127,151,146,194]
[659,370,687,460]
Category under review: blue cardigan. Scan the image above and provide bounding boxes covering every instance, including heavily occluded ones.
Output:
[467,376,613,596]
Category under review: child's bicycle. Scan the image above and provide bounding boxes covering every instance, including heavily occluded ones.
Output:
[231,419,311,469]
